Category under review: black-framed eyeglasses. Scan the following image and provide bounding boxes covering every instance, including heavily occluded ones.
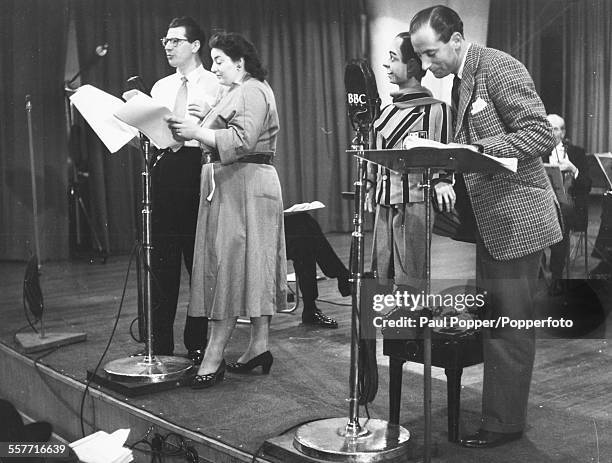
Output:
[160,37,190,48]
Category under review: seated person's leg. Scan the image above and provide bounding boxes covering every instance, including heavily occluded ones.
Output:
[304,214,351,296]
[284,213,339,328]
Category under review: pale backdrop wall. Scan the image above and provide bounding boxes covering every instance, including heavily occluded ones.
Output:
[367,0,490,107]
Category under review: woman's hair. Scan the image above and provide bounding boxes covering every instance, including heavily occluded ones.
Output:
[396,32,425,81]
[209,32,267,81]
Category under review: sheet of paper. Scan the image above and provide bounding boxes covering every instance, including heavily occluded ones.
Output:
[70,85,139,153]
[70,429,133,463]
[284,200,325,214]
[114,93,182,150]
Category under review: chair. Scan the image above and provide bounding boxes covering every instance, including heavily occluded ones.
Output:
[281,273,300,313]
[384,332,483,443]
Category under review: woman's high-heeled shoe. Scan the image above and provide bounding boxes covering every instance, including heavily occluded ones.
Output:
[227,351,273,374]
[190,360,226,389]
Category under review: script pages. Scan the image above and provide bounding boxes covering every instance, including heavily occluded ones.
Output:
[284,201,325,214]
[70,85,182,153]
[401,136,518,173]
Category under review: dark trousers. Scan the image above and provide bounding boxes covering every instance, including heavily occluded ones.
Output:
[476,237,541,433]
[150,147,207,355]
[284,212,348,315]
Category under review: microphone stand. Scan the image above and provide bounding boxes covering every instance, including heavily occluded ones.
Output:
[16,95,87,353]
[25,96,42,267]
[64,82,107,261]
[100,133,193,387]
[293,120,410,462]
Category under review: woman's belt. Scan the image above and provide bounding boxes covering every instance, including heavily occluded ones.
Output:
[201,152,274,202]
[238,153,274,165]
[201,152,274,165]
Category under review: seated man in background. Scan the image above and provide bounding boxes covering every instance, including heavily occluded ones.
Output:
[284,212,351,328]
[543,114,592,292]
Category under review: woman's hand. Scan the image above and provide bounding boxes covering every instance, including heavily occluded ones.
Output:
[187,100,212,120]
[165,115,201,142]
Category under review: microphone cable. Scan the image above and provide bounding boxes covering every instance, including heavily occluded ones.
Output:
[79,241,139,437]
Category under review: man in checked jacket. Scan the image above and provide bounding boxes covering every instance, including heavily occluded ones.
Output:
[410,5,563,448]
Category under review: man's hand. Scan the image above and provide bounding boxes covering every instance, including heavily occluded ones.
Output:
[434,182,456,212]
[557,158,578,176]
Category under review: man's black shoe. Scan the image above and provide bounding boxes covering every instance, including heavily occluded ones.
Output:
[187,348,205,365]
[302,309,338,329]
[460,429,523,448]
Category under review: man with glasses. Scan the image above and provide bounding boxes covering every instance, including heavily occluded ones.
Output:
[148,16,221,364]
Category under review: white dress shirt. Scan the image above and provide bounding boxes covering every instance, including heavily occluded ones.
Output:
[151,64,221,147]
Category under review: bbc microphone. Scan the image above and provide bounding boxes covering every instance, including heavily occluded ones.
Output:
[344,59,380,132]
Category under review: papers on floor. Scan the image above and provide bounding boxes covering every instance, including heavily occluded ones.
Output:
[284,200,325,214]
[70,84,182,153]
[401,136,518,173]
[70,428,133,463]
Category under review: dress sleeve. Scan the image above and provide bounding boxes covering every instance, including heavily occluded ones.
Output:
[214,84,269,164]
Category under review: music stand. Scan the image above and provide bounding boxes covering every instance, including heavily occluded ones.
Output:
[593,153,612,191]
[293,144,514,462]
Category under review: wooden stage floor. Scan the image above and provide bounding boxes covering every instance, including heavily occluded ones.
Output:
[1,208,611,462]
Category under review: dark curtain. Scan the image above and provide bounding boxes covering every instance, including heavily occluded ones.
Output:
[487,0,567,92]
[562,0,612,154]
[488,0,612,153]
[0,0,70,261]
[71,0,365,255]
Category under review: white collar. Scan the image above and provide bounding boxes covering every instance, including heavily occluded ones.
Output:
[176,64,205,82]
[456,43,472,80]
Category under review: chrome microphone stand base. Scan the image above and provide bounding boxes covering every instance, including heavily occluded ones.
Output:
[293,418,410,462]
[103,355,193,384]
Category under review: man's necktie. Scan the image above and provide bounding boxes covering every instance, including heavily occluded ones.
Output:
[451,75,461,113]
[173,76,188,117]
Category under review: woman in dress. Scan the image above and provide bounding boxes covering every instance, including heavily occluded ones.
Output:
[166,32,286,388]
